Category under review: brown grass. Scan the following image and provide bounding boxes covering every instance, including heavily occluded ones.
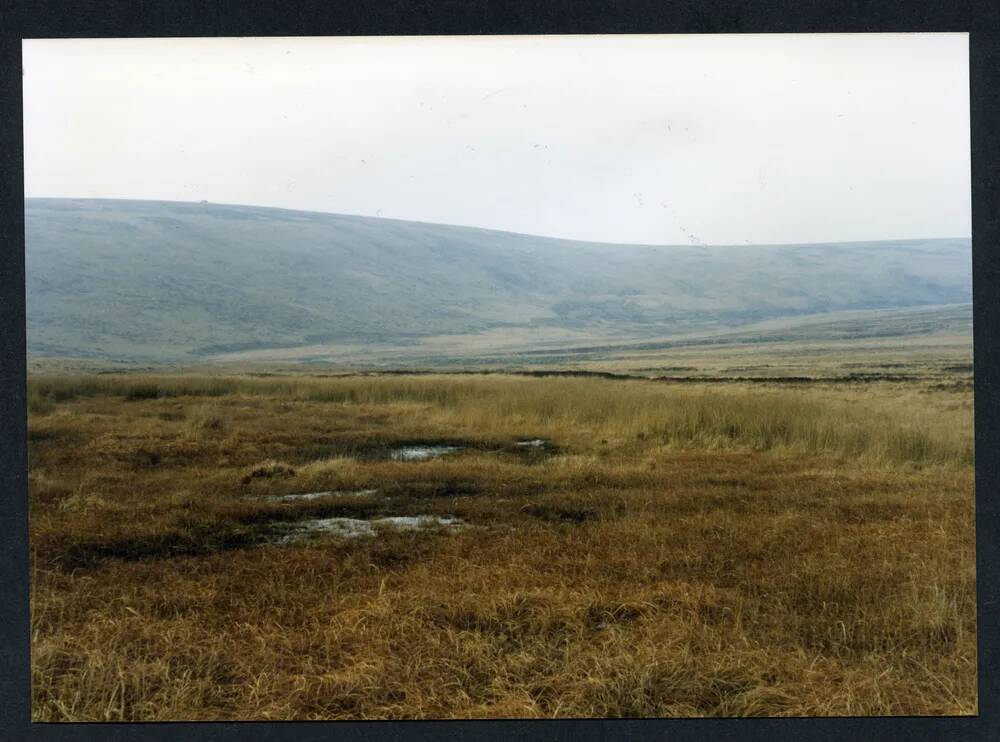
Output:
[28,373,976,720]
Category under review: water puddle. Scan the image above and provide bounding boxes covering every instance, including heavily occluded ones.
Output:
[389,445,465,461]
[515,439,548,448]
[252,489,379,502]
[275,514,467,544]
[510,438,556,458]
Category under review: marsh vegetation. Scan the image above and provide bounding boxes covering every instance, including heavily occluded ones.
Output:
[28,371,975,719]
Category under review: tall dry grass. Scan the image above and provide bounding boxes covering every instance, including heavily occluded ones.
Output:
[27,372,976,719]
[27,373,972,466]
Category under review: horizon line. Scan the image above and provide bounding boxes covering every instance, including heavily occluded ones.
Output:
[23,195,974,249]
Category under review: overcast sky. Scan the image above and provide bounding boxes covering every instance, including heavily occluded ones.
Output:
[22,34,970,245]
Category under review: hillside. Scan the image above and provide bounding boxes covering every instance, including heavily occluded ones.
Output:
[24,198,973,362]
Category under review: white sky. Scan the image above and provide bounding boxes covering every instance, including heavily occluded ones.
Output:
[22,34,970,245]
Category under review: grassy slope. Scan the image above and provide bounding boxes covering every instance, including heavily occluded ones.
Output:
[26,198,972,361]
[28,373,975,719]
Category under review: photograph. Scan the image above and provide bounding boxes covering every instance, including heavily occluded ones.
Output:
[22,33,975,720]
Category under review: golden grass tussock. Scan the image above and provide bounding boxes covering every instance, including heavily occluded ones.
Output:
[27,372,976,719]
[184,404,228,438]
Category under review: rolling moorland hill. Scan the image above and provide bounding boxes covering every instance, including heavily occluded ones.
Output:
[24,198,972,362]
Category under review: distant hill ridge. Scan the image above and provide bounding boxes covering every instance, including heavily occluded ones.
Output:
[25,198,972,361]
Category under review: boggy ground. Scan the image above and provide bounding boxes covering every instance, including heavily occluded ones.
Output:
[27,373,975,719]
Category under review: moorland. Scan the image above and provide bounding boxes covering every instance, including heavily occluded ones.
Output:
[25,198,976,719]
[28,344,975,720]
